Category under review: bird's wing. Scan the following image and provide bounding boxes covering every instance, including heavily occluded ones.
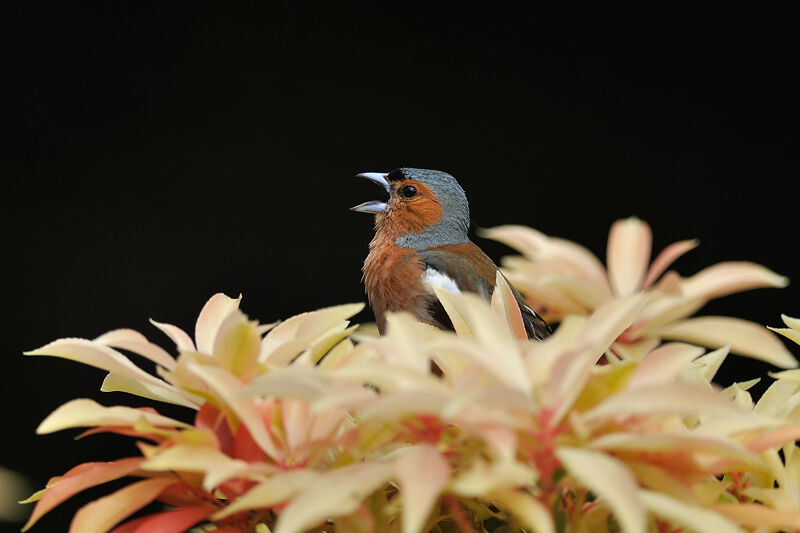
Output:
[418,244,551,340]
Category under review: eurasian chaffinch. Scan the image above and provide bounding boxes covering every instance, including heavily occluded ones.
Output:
[352,167,551,339]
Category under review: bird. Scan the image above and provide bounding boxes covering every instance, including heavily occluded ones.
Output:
[351,167,551,340]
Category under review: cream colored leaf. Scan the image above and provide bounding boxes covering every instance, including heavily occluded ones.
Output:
[25,338,167,388]
[640,490,743,533]
[641,239,699,289]
[433,286,472,335]
[681,346,730,385]
[94,328,177,370]
[36,398,190,434]
[539,277,614,311]
[68,477,176,533]
[213,470,321,520]
[195,293,242,354]
[627,343,705,389]
[491,272,528,340]
[213,311,262,378]
[681,261,788,303]
[768,326,800,346]
[710,503,800,529]
[556,447,645,533]
[582,382,743,421]
[782,314,800,330]
[260,303,364,363]
[433,289,531,395]
[607,217,652,297]
[273,462,394,533]
[589,433,756,464]
[450,459,536,497]
[100,372,199,408]
[754,379,800,418]
[396,445,450,533]
[660,316,797,368]
[239,365,334,401]
[490,489,554,533]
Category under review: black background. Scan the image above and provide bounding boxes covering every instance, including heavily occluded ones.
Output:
[3,3,798,530]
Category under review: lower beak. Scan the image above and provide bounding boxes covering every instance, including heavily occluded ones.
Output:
[351,172,390,213]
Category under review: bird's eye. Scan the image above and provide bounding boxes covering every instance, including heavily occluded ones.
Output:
[402,185,418,197]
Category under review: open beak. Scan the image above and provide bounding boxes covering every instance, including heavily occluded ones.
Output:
[350,172,390,213]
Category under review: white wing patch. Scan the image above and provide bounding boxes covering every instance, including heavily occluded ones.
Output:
[422,267,461,294]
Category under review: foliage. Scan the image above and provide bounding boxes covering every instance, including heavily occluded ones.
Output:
[21,218,800,533]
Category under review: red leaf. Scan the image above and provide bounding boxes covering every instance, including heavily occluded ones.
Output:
[23,457,144,532]
[196,402,234,454]
[110,505,215,533]
[232,421,267,462]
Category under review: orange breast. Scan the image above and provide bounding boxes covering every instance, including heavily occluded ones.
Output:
[362,237,430,333]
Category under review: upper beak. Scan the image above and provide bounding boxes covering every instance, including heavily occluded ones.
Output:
[350,172,390,213]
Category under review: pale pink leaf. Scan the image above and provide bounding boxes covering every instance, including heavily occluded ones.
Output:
[589,433,755,464]
[640,490,743,533]
[149,319,195,351]
[556,447,646,533]
[195,293,242,354]
[68,477,176,533]
[539,277,614,311]
[659,316,797,368]
[186,364,279,459]
[681,261,788,303]
[628,343,705,389]
[22,458,144,532]
[641,239,699,289]
[94,329,176,370]
[36,398,190,434]
[110,506,214,533]
[607,217,652,297]
[25,338,167,388]
[482,225,607,281]
[396,445,450,533]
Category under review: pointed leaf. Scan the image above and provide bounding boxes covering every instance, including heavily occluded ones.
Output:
[556,447,645,533]
[640,490,743,533]
[628,343,705,389]
[641,239,699,289]
[213,470,321,520]
[709,503,800,529]
[490,490,554,533]
[273,463,394,533]
[22,458,144,532]
[150,319,195,351]
[213,312,262,378]
[607,217,651,297]
[491,272,528,340]
[396,445,450,533]
[659,316,797,368]
[37,398,190,434]
[195,293,242,354]
[110,506,214,533]
[681,261,788,303]
[582,382,743,421]
[94,329,177,370]
[186,364,279,459]
[69,477,177,533]
[25,338,167,388]
[100,372,199,408]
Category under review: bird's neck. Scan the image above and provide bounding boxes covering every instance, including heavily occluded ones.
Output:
[372,210,469,251]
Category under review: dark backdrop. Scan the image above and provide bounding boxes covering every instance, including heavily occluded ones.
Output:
[3,3,798,530]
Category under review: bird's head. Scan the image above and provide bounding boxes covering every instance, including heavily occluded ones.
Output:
[351,168,470,248]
